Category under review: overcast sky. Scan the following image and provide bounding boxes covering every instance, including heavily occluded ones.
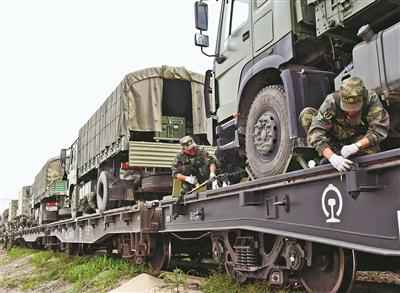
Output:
[0,0,219,212]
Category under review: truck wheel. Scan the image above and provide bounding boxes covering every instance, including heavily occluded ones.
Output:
[245,85,291,178]
[97,171,112,213]
[142,174,173,193]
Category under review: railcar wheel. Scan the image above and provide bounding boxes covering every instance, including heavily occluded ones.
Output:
[148,236,171,274]
[300,244,356,293]
[245,85,291,178]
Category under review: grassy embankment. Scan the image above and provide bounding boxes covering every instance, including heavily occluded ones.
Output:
[0,247,304,292]
[0,247,144,292]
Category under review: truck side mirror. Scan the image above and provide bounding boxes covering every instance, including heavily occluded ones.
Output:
[60,148,67,168]
[195,1,208,31]
[195,33,209,48]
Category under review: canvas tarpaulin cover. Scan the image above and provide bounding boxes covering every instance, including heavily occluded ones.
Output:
[32,158,64,204]
[17,186,32,217]
[78,65,206,173]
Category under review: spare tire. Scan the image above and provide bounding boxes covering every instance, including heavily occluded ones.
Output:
[96,171,112,213]
[142,174,173,193]
[245,85,291,178]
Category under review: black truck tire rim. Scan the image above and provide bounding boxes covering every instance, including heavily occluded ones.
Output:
[253,110,279,158]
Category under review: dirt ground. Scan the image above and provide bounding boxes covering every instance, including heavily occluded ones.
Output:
[0,250,72,293]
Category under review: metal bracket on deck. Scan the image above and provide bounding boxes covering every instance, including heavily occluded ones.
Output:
[121,212,134,224]
[88,218,99,228]
[265,194,291,219]
[239,191,264,206]
[265,196,279,219]
[346,167,382,199]
[190,208,205,221]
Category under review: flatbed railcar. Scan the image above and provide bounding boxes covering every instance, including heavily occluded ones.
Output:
[7,148,400,293]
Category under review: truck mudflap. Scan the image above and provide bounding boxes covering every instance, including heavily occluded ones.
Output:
[162,148,400,256]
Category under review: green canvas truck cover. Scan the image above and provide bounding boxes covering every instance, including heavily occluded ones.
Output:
[8,200,18,222]
[32,158,64,205]
[17,185,32,217]
[78,65,206,175]
[1,209,9,225]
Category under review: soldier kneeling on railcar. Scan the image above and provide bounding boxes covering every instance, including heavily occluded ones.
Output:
[299,77,390,172]
[171,136,218,215]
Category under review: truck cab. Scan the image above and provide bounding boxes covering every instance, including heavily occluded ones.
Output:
[194,0,400,178]
[60,139,79,219]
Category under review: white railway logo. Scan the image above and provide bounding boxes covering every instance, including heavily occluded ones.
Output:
[321,184,343,223]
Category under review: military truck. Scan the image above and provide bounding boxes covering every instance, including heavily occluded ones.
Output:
[32,157,69,224]
[17,186,32,218]
[8,200,18,222]
[14,186,33,229]
[1,209,9,227]
[61,66,213,217]
[194,0,400,178]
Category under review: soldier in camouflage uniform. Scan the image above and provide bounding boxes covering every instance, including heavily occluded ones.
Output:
[300,77,390,172]
[172,136,217,198]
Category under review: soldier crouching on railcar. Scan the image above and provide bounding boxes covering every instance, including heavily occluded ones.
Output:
[172,136,218,198]
[300,77,390,172]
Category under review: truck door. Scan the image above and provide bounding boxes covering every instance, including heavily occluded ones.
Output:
[252,0,273,55]
[215,0,252,120]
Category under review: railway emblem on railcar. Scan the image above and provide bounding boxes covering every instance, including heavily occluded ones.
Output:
[321,184,343,223]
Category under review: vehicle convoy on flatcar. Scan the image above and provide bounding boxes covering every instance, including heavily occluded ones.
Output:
[59,65,214,218]
[2,1,400,292]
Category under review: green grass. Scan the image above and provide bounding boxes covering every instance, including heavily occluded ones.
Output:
[64,255,146,292]
[0,247,146,293]
[1,247,307,293]
[6,247,33,260]
[201,273,306,293]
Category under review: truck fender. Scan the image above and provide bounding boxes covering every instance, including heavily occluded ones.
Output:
[237,32,295,106]
[237,54,286,103]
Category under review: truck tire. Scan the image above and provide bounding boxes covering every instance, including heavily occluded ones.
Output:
[142,174,173,193]
[97,171,112,213]
[245,85,291,177]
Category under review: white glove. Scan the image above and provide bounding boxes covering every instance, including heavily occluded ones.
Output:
[209,172,218,190]
[329,154,353,172]
[212,180,219,190]
[184,175,198,185]
[340,143,359,158]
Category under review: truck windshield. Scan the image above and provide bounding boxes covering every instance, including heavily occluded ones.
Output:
[222,0,249,50]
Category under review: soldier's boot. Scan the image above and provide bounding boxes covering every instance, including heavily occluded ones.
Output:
[299,107,318,136]
[172,196,186,219]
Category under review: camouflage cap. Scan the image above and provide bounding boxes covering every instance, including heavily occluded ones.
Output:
[179,135,196,148]
[339,77,366,112]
